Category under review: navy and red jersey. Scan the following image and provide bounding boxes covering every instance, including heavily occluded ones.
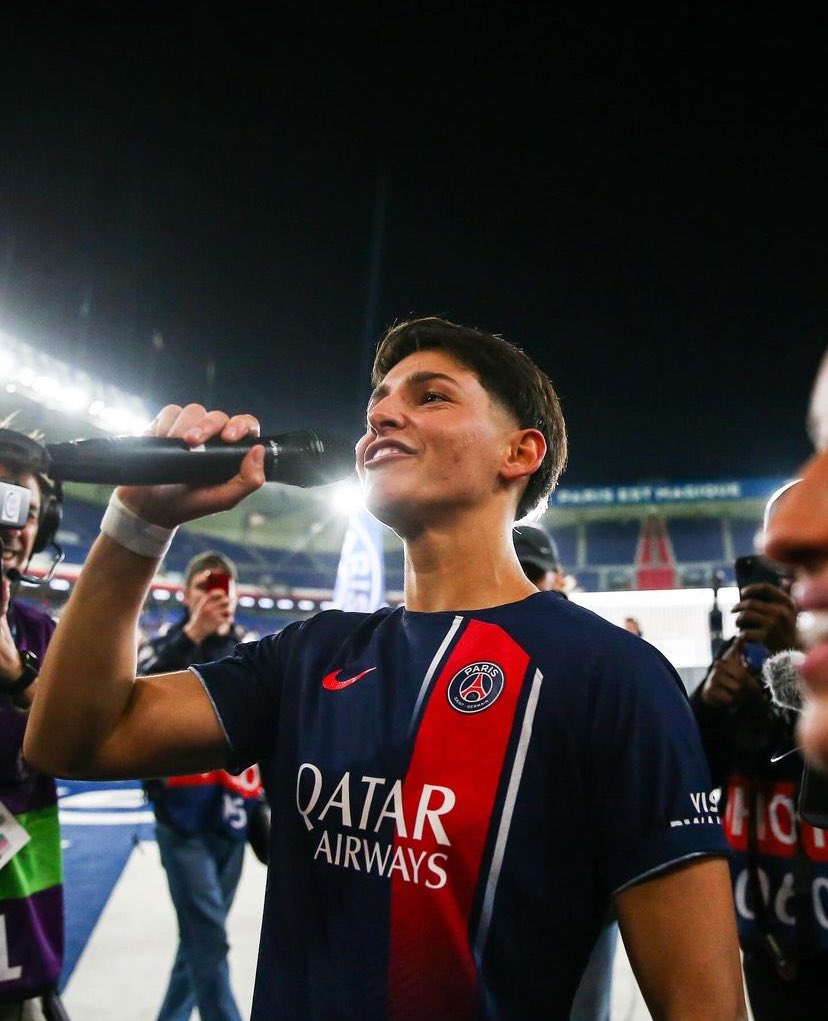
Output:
[195,590,727,1021]
[146,767,263,839]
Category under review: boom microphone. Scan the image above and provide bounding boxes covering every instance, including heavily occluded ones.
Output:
[40,431,356,488]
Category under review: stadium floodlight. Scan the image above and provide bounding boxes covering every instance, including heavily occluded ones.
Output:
[98,404,151,434]
[153,589,172,601]
[33,374,59,397]
[329,479,364,515]
[276,598,295,610]
[0,328,152,435]
[257,597,276,610]
[297,599,315,611]
[56,385,91,413]
[238,595,256,608]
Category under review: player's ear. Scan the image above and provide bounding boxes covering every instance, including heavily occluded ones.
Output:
[500,428,546,483]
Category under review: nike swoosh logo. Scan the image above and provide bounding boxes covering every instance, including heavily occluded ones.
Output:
[322,667,377,691]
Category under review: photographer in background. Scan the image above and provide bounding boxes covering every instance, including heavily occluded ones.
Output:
[139,551,263,1021]
[0,429,68,1021]
[512,522,568,594]
[691,519,828,1019]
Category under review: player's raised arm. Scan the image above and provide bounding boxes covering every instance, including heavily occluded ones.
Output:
[23,404,266,780]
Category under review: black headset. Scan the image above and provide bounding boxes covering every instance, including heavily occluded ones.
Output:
[33,475,63,554]
[0,428,64,554]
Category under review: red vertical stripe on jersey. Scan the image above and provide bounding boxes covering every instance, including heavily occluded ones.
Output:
[387,619,530,1021]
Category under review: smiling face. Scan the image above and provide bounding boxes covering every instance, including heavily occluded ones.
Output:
[356,349,527,535]
[369,318,567,520]
[764,350,828,759]
[0,464,41,613]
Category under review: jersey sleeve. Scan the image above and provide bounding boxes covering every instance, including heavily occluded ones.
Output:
[585,637,730,897]
[191,623,299,772]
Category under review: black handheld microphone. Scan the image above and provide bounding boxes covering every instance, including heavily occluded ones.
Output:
[41,430,356,487]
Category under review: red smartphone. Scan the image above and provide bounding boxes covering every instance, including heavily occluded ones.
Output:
[205,570,231,594]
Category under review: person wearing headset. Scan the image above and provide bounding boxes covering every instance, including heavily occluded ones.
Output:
[0,428,69,1021]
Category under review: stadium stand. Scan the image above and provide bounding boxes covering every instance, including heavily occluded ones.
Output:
[551,523,578,569]
[574,569,600,591]
[666,517,725,563]
[584,520,639,565]
[730,517,761,556]
[53,494,765,599]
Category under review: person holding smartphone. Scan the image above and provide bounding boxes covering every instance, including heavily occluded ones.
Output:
[138,551,262,1021]
[139,552,238,672]
[690,525,828,1019]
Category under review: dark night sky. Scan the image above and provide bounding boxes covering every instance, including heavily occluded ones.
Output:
[0,4,825,485]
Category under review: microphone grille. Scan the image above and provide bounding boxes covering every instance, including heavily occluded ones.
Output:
[762,650,807,712]
[271,430,355,487]
[313,431,357,476]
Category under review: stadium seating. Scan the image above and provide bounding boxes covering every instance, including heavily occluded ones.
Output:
[53,494,763,600]
[666,517,725,563]
[730,518,761,557]
[550,524,577,569]
[584,520,639,565]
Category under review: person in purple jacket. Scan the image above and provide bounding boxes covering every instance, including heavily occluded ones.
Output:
[0,428,68,1021]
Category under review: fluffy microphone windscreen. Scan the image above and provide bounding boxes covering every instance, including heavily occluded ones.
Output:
[762,650,807,712]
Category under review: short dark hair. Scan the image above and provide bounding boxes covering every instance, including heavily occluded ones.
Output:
[372,317,567,519]
[184,550,237,587]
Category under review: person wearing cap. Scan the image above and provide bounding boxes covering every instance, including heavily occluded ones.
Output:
[513,521,616,1021]
[512,522,568,592]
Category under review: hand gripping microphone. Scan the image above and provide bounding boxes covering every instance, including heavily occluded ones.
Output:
[39,430,356,487]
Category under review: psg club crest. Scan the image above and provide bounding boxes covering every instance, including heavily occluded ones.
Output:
[447,662,505,714]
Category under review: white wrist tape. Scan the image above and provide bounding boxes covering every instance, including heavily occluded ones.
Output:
[100,492,178,559]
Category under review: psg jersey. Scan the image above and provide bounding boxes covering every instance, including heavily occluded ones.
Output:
[195,590,727,1021]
